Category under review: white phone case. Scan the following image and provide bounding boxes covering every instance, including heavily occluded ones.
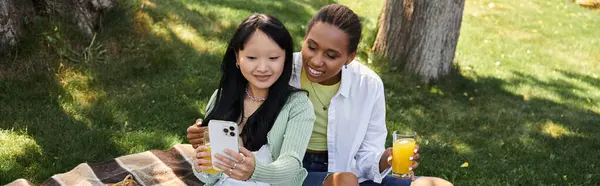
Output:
[207,120,240,171]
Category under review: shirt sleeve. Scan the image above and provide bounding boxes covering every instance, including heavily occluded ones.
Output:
[354,78,390,183]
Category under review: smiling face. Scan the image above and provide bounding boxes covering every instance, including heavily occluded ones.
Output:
[237,29,286,91]
[301,22,355,85]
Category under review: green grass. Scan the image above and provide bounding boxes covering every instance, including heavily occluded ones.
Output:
[0,0,599,185]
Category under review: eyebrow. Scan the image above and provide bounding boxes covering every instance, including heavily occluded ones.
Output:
[308,39,341,55]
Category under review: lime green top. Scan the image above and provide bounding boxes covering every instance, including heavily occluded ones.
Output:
[301,68,341,151]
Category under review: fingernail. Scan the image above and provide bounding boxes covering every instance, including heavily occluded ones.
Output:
[409,156,414,161]
[408,167,413,171]
[414,149,418,153]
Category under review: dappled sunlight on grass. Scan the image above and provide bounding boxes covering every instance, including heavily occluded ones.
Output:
[540,120,575,139]
[181,2,241,26]
[0,130,42,160]
[452,142,473,154]
[134,2,230,53]
[112,131,183,154]
[382,52,599,184]
[165,14,225,53]
[457,0,600,117]
[56,68,107,128]
[0,130,43,177]
[500,70,600,113]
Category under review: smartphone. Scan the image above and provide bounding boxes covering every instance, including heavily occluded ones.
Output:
[207,120,240,171]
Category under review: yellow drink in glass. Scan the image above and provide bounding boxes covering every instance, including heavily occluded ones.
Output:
[202,143,220,174]
[392,131,417,179]
[392,138,416,174]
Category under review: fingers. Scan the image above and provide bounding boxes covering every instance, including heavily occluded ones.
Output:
[224,149,245,162]
[187,125,206,146]
[238,147,254,169]
[196,151,211,160]
[186,125,205,134]
[188,138,203,147]
[195,146,211,159]
[385,147,393,165]
[193,158,213,172]
[196,158,211,165]
[411,161,419,170]
[213,147,254,180]
[194,164,213,172]
[411,153,420,161]
[214,153,236,167]
[195,145,208,153]
[187,132,204,138]
[213,161,229,172]
[410,171,415,181]
[186,119,205,134]
[188,138,204,148]
[411,145,419,170]
[213,161,242,177]
[214,159,248,180]
[238,147,253,159]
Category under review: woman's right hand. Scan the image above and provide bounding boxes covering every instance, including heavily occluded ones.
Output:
[193,145,213,172]
[187,119,207,148]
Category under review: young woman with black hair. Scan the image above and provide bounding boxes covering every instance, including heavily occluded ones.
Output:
[192,14,315,186]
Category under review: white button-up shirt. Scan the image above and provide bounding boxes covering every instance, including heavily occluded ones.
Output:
[289,52,391,183]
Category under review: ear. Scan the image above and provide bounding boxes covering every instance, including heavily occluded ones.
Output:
[346,51,357,65]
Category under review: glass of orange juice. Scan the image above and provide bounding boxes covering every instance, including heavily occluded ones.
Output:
[202,129,220,174]
[392,130,417,179]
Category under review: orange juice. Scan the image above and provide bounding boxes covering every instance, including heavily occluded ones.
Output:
[202,144,220,174]
[392,138,416,174]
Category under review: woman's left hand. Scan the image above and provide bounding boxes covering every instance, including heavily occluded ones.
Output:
[213,146,256,181]
[382,145,420,180]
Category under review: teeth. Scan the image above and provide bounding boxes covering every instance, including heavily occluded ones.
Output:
[256,75,270,80]
[308,67,323,75]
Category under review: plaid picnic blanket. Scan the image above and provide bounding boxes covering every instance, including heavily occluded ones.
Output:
[6,144,204,186]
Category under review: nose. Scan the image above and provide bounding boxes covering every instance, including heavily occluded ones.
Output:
[256,59,268,73]
[309,54,324,68]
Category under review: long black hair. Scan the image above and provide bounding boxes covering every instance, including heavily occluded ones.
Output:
[201,14,302,151]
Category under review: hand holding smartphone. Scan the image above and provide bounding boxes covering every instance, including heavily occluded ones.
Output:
[207,120,240,171]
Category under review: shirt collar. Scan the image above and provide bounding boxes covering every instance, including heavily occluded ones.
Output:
[337,64,352,98]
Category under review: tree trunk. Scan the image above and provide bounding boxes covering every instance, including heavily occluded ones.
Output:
[372,0,466,82]
[0,0,35,51]
[0,0,115,52]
